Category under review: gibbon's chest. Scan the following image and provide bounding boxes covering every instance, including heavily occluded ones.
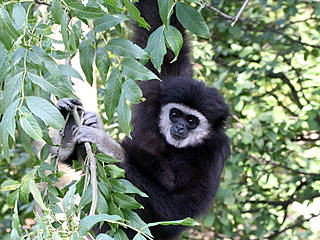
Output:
[161,153,197,187]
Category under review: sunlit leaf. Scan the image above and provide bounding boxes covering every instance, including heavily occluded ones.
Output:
[25,96,64,130]
[176,2,209,38]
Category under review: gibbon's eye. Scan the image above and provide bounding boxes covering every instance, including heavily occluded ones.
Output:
[186,115,200,129]
[169,108,183,122]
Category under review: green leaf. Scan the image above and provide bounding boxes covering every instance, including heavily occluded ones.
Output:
[12,4,26,29]
[51,0,63,24]
[36,115,55,145]
[10,228,20,240]
[96,234,115,240]
[96,153,121,163]
[112,192,142,209]
[145,26,167,72]
[29,177,48,211]
[121,0,149,29]
[67,2,105,19]
[0,72,23,114]
[79,185,92,209]
[147,217,199,227]
[104,68,122,124]
[79,214,122,237]
[19,106,43,141]
[1,99,19,139]
[58,64,83,80]
[123,79,142,104]
[96,47,111,84]
[114,229,129,240]
[106,38,147,59]
[61,11,69,52]
[62,184,76,218]
[176,2,209,39]
[122,209,151,235]
[97,190,109,214]
[119,179,148,198]
[133,234,147,240]
[6,190,19,208]
[25,96,65,130]
[106,164,125,178]
[94,14,127,32]
[164,25,183,61]
[158,0,175,26]
[0,7,19,49]
[1,179,20,191]
[121,58,159,81]
[20,174,31,204]
[109,178,127,193]
[79,39,95,85]
[28,50,42,65]
[27,72,67,97]
[117,93,132,136]
[0,122,9,160]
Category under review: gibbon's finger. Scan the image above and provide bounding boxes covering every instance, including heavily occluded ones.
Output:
[73,125,92,137]
[83,114,98,127]
[74,127,97,145]
[58,98,82,111]
[83,111,97,121]
[57,101,73,112]
[69,98,82,106]
[84,119,98,128]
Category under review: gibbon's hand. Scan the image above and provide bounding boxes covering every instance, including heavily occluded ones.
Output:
[73,125,109,153]
[57,98,82,161]
[57,98,83,118]
[82,111,103,130]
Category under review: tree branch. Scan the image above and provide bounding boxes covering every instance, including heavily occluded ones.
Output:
[268,92,298,116]
[205,0,251,26]
[71,108,98,216]
[267,72,303,109]
[231,0,251,26]
[267,213,320,239]
[206,3,236,21]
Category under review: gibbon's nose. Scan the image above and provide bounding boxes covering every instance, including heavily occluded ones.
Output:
[170,123,188,140]
[176,123,185,132]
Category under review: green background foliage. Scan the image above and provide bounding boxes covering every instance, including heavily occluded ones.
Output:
[0,0,319,239]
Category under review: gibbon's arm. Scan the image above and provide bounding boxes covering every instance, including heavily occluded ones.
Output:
[56,98,126,163]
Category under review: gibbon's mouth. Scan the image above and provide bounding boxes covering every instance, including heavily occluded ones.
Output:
[171,132,188,141]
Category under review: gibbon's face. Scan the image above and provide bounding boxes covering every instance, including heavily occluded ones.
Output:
[159,103,211,148]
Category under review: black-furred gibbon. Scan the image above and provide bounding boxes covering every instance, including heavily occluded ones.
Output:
[56,0,230,239]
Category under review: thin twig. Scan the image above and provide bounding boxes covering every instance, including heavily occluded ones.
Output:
[231,0,251,26]
[267,213,320,239]
[71,107,98,216]
[267,72,303,109]
[206,3,235,21]
[205,0,251,26]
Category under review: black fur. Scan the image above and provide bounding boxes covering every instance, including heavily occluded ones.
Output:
[112,1,230,239]
[118,77,230,239]
[132,0,193,78]
[58,0,230,239]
